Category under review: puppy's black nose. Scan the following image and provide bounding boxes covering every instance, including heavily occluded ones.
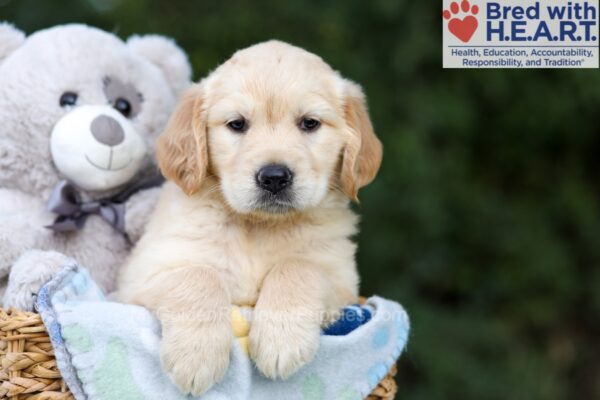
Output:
[256,164,293,194]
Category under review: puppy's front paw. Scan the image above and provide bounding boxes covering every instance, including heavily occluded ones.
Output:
[250,314,320,379]
[160,321,232,396]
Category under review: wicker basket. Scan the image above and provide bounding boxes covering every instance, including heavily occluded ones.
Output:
[0,308,397,400]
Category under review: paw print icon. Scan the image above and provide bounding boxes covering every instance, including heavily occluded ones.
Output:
[443,0,480,43]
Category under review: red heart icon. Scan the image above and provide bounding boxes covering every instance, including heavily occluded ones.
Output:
[448,16,478,43]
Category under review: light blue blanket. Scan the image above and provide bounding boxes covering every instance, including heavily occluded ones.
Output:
[37,266,410,400]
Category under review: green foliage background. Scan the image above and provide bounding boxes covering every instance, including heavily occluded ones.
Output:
[2,0,600,398]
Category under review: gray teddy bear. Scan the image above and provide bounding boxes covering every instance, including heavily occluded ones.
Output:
[0,23,191,309]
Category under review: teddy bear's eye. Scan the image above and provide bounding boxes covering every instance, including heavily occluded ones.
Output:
[114,98,132,117]
[59,92,78,107]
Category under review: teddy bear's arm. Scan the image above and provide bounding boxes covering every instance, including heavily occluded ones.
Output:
[2,250,75,310]
[0,188,50,278]
[124,187,162,243]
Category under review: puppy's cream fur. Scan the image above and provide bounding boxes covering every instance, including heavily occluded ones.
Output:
[116,40,382,396]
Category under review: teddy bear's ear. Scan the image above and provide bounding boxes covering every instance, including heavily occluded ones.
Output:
[0,22,25,64]
[127,35,192,96]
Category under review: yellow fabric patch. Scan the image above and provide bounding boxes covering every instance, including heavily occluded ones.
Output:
[231,306,251,355]
[237,336,250,355]
[231,306,250,337]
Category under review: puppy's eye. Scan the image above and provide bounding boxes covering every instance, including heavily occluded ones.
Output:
[59,92,78,107]
[227,118,248,133]
[299,118,321,133]
[114,97,132,117]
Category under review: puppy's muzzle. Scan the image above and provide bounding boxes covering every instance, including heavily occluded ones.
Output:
[256,164,293,194]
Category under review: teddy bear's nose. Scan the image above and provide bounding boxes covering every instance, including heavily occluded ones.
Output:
[90,115,125,147]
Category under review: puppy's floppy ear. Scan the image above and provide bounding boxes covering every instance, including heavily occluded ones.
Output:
[157,83,208,195]
[340,81,383,202]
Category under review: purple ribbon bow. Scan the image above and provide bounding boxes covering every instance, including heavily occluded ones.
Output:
[45,172,164,235]
[46,181,127,234]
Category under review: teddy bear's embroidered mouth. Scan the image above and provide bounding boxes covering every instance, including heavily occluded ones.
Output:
[85,154,133,172]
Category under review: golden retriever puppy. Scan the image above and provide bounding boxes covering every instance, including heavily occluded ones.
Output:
[116,40,382,396]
